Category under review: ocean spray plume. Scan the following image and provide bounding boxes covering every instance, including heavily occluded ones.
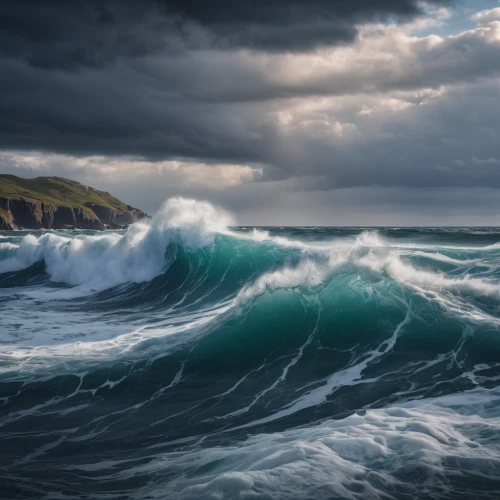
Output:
[0,197,234,289]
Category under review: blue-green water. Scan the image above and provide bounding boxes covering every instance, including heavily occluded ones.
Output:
[1,199,500,499]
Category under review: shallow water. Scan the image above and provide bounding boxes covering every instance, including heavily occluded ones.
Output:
[1,199,500,499]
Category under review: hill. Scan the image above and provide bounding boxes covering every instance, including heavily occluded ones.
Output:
[0,175,148,230]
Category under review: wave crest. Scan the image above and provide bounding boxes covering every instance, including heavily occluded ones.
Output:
[0,197,233,289]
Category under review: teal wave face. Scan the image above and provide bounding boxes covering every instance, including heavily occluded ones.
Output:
[1,202,500,499]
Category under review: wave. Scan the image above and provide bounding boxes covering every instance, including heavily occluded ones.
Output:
[0,198,233,290]
[2,206,499,305]
[1,198,500,337]
[2,202,500,499]
[127,388,500,500]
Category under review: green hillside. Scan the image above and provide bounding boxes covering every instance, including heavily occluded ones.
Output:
[0,175,129,214]
[0,175,148,230]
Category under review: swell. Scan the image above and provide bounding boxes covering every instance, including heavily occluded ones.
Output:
[2,235,500,412]
[1,199,500,369]
[2,259,500,499]
[2,227,500,303]
[2,202,500,499]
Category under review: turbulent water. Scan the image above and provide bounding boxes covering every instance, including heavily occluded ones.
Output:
[1,198,500,499]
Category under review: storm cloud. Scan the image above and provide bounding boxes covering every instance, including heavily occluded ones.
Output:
[1,0,500,223]
[2,0,451,69]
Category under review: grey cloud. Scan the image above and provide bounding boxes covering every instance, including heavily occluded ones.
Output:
[224,186,500,226]
[149,20,500,103]
[0,0,451,71]
[1,14,500,165]
[265,81,500,189]
[472,157,500,164]
[0,59,264,161]
[2,0,500,212]
[1,59,500,191]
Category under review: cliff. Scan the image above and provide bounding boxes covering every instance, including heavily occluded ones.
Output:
[0,175,149,230]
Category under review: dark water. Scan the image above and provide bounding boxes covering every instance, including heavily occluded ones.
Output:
[1,200,500,499]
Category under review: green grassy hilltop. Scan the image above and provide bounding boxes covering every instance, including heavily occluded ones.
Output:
[0,175,148,230]
[0,175,129,212]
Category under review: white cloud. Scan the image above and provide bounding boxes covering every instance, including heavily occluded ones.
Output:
[151,9,499,105]
[471,7,500,26]
[472,157,500,165]
[0,151,262,190]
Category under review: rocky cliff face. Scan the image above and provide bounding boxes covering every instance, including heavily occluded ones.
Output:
[0,196,148,231]
[84,203,149,229]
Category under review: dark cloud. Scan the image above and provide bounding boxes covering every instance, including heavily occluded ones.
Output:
[1,14,499,177]
[3,0,500,217]
[0,58,262,161]
[160,0,437,51]
[0,0,451,71]
[0,2,179,70]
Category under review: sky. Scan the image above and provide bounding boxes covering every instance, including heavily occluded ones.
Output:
[1,0,500,225]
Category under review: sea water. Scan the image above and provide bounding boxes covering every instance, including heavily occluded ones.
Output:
[1,198,500,499]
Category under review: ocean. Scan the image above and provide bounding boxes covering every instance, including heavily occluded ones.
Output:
[1,198,500,499]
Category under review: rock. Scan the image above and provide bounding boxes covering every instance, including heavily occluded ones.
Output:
[0,209,18,230]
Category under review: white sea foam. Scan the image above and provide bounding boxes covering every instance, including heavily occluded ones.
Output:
[0,198,233,290]
[358,252,500,298]
[237,229,500,305]
[2,197,499,304]
[0,241,18,251]
[70,388,500,500]
[410,250,478,266]
[236,232,386,303]
[0,299,232,373]
[237,259,328,304]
